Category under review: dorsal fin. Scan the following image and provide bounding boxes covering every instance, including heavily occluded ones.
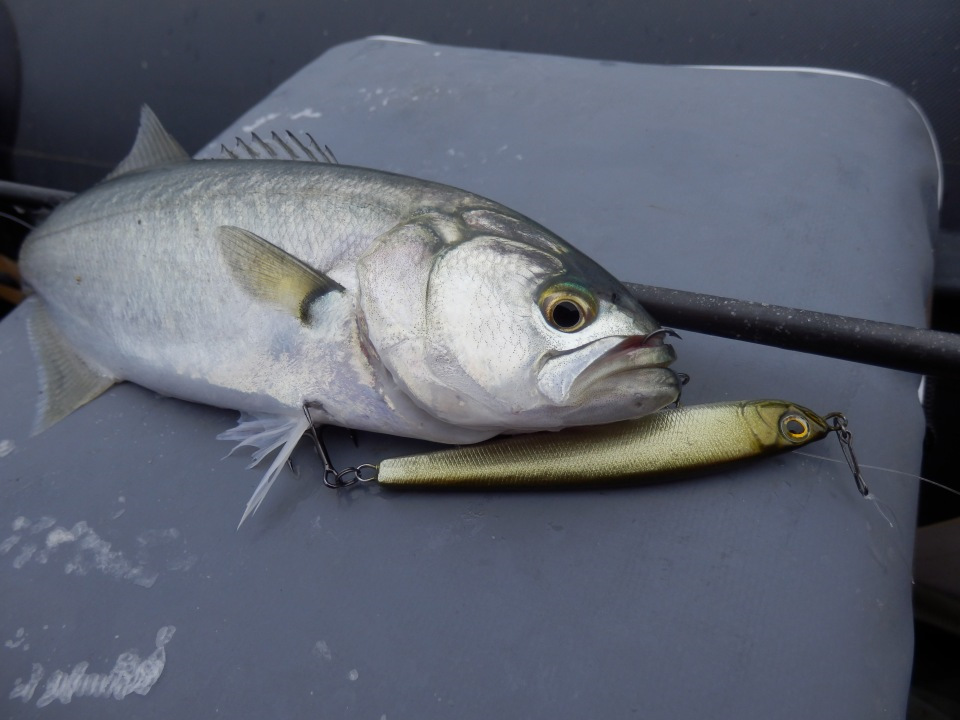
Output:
[220,131,338,164]
[104,105,190,181]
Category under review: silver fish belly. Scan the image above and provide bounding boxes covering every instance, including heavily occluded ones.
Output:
[19,107,680,523]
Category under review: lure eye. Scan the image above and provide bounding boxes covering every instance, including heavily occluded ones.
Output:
[779,413,810,442]
[540,285,597,332]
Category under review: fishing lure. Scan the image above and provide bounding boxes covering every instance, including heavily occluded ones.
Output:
[317,400,865,492]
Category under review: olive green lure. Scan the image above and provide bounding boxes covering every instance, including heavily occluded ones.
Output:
[371,400,839,488]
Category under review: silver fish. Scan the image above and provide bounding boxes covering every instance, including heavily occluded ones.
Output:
[19,107,680,522]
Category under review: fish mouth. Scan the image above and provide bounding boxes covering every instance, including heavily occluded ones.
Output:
[537,328,680,405]
[602,328,680,366]
[582,336,678,385]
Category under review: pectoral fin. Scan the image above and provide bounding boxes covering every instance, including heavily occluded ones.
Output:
[24,297,117,434]
[216,225,344,323]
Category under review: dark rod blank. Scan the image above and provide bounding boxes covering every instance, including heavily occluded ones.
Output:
[0,180,76,208]
[624,282,960,379]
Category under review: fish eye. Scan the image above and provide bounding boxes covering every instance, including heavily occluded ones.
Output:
[552,301,583,329]
[540,284,597,332]
[779,413,810,441]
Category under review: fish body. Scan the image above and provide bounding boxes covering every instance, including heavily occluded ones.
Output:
[377,400,829,486]
[19,108,680,521]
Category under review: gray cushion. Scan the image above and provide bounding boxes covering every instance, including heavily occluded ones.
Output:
[1,38,939,718]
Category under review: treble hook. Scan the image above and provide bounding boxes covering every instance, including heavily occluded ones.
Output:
[302,405,379,489]
[302,406,340,487]
[824,412,869,496]
[670,371,691,408]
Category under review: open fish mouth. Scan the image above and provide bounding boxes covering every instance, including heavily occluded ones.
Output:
[537,328,679,405]
[601,328,680,368]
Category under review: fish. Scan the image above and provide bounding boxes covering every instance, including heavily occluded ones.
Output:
[375,400,830,487]
[18,107,681,523]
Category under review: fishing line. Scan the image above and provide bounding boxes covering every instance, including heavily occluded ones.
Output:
[0,210,34,231]
[797,449,896,526]
[797,451,913,567]
[794,449,960,529]
[795,450,960,498]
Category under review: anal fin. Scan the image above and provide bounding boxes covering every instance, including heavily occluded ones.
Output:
[25,297,117,434]
[218,412,311,528]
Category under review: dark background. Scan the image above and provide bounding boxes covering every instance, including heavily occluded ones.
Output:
[1,0,958,215]
[1,1,958,716]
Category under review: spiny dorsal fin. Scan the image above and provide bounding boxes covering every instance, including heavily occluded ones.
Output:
[216,225,344,323]
[104,105,190,181]
[220,131,338,164]
[24,297,117,434]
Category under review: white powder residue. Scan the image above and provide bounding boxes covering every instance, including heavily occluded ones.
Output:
[29,517,56,534]
[242,113,280,133]
[312,640,332,661]
[46,527,77,548]
[9,626,176,707]
[3,516,194,588]
[5,627,28,650]
[0,534,19,554]
[13,543,36,568]
[290,108,322,120]
[0,438,15,457]
[62,521,159,588]
[9,663,44,702]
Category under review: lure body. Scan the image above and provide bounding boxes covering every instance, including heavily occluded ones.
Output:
[377,400,829,487]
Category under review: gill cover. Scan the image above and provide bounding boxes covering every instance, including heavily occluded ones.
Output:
[357,208,677,430]
[356,214,556,429]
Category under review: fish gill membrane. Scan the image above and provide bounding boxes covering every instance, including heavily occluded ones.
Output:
[17,106,683,525]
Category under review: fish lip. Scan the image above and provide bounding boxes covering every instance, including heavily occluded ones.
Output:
[538,330,678,375]
[575,335,678,392]
[593,328,680,367]
[610,328,681,354]
[537,331,678,405]
[596,343,677,373]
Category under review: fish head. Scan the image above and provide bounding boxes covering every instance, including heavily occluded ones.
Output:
[357,207,680,435]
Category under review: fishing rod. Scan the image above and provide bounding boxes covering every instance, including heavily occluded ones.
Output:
[625,283,959,379]
[2,179,956,378]
[0,179,75,208]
